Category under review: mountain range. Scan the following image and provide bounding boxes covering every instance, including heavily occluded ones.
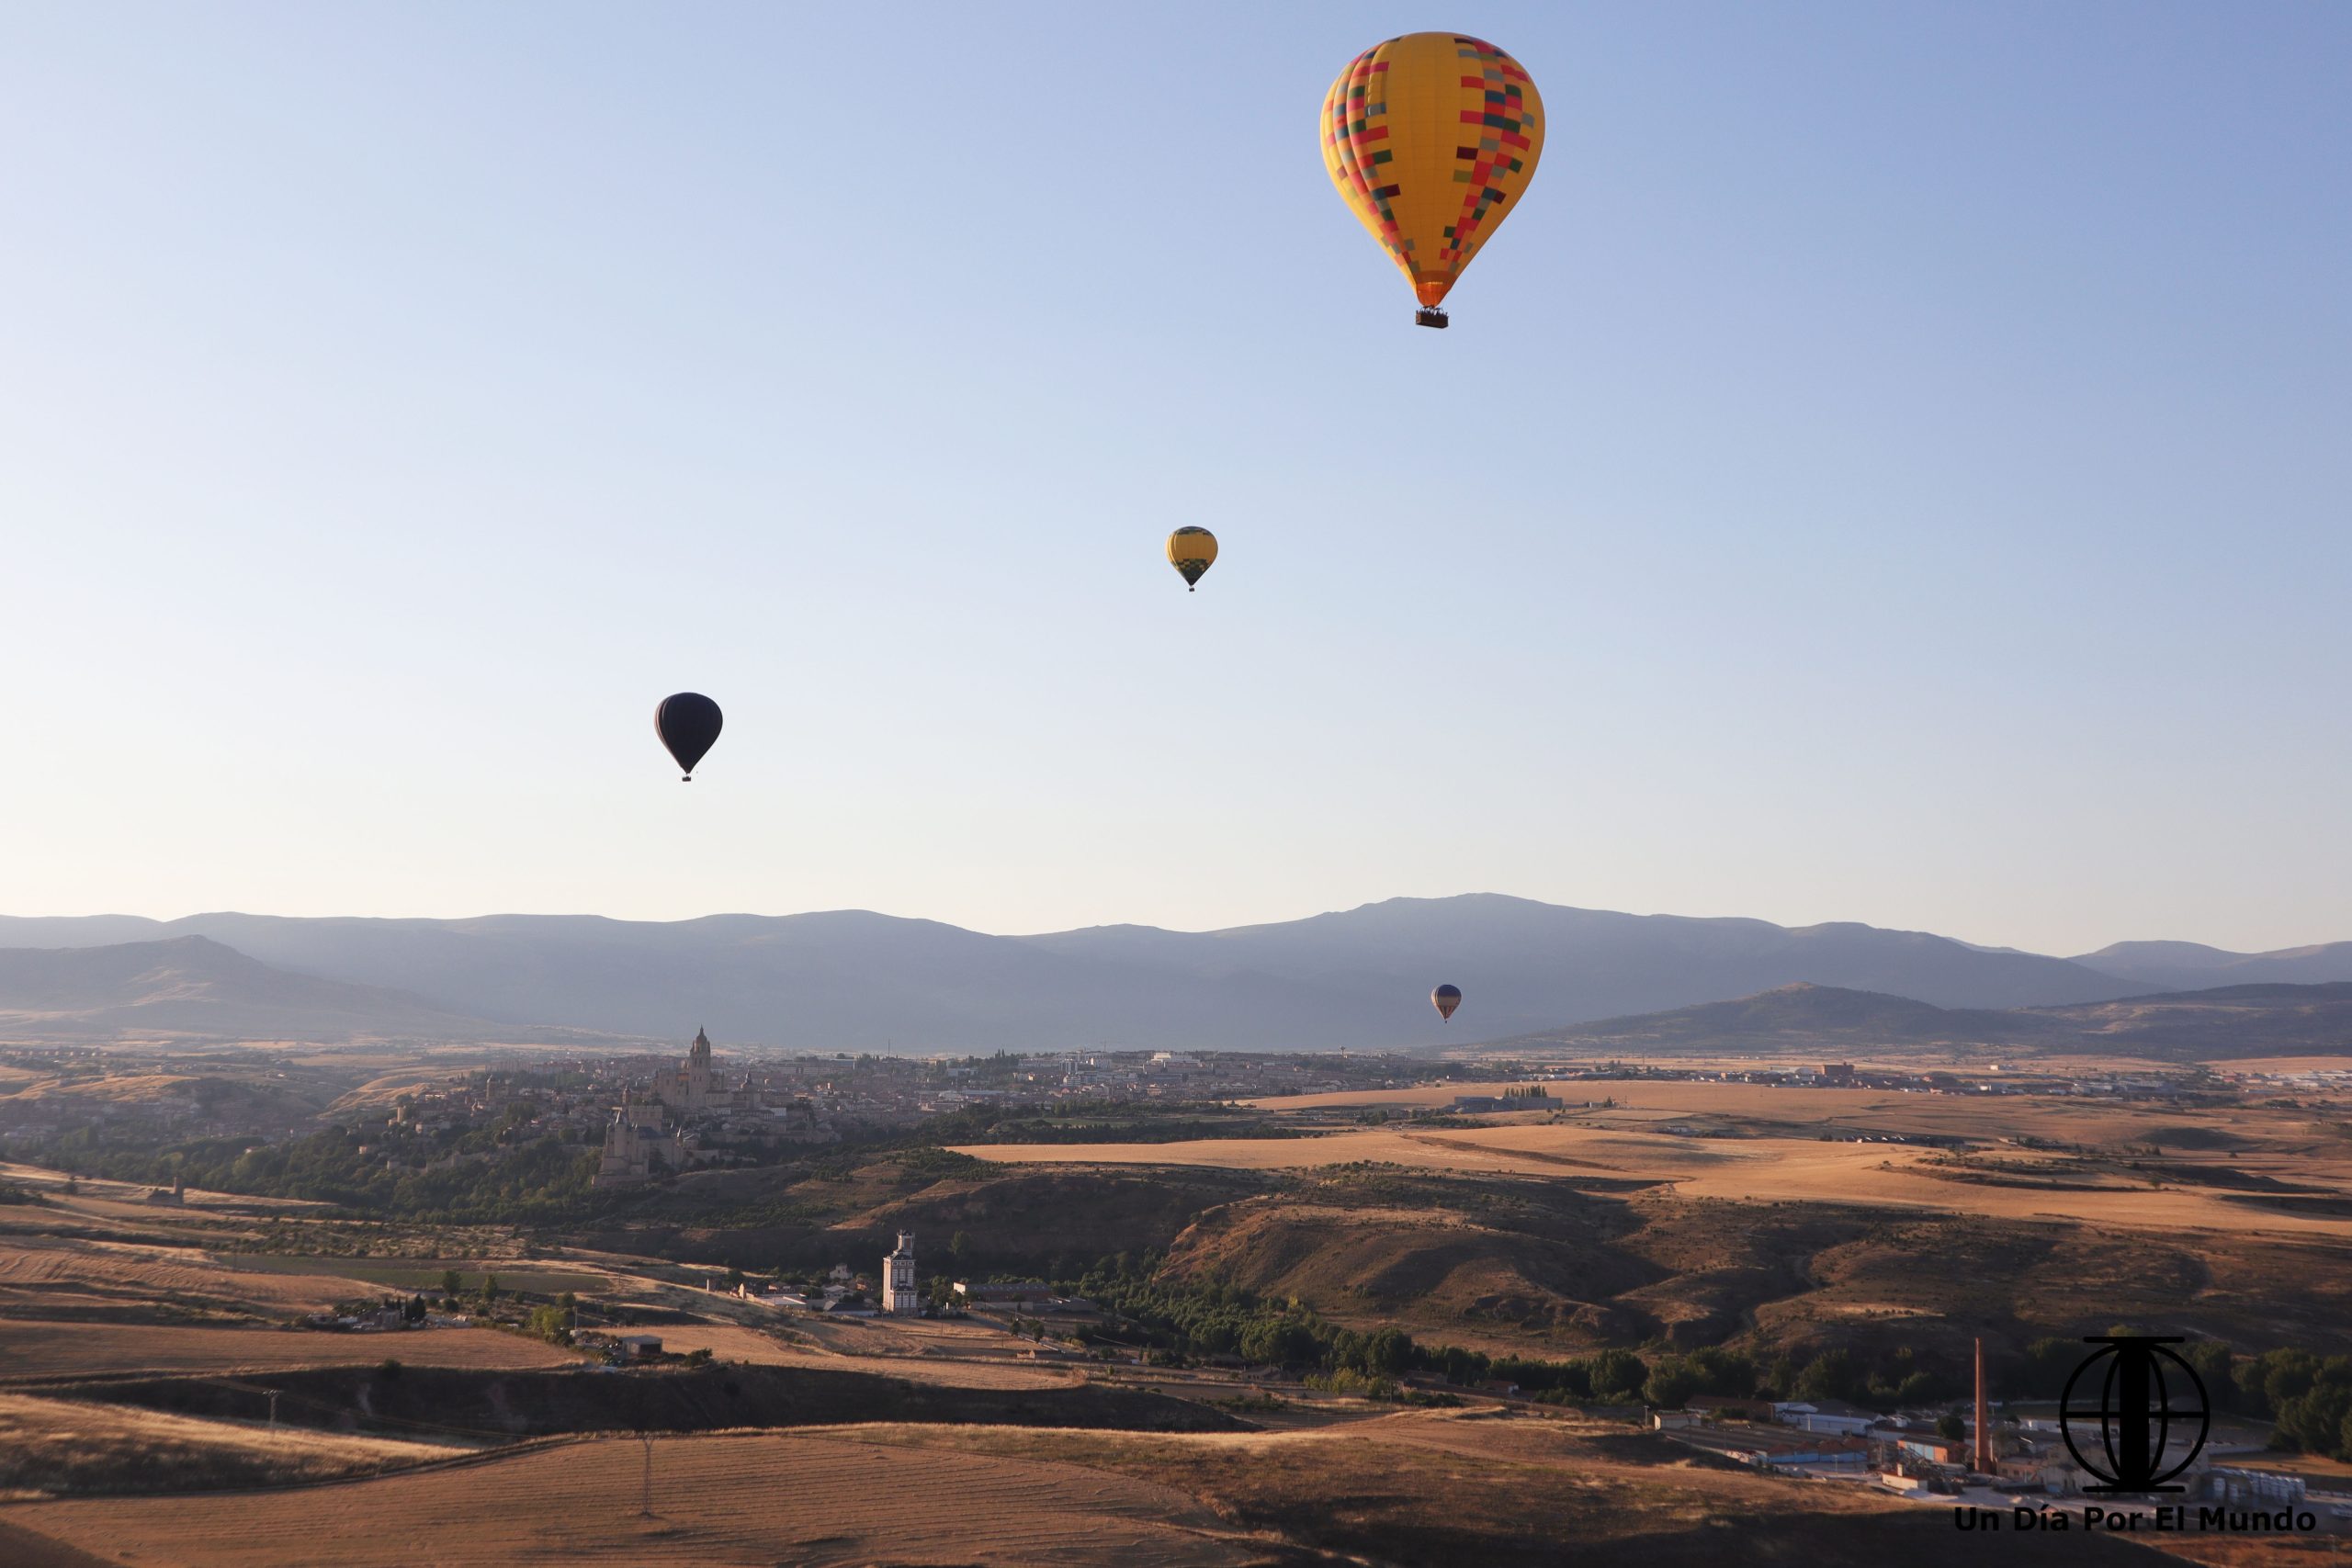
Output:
[0,936,530,1044]
[0,895,2348,1052]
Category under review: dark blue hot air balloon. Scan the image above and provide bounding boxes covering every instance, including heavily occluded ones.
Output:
[656,694,722,782]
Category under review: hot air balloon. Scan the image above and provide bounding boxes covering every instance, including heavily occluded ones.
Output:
[1167,526,1217,592]
[1431,984,1462,1021]
[1320,33,1545,328]
[655,693,722,782]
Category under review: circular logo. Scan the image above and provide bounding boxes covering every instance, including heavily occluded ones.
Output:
[2058,1337,2211,1494]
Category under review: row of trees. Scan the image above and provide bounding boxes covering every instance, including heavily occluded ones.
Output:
[907,1102,1308,1146]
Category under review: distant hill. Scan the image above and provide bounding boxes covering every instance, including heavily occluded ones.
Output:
[2072,940,2352,992]
[1496,983,2049,1055]
[1488,979,2352,1063]
[0,937,541,1043]
[0,896,2154,1051]
[2034,981,2352,1059]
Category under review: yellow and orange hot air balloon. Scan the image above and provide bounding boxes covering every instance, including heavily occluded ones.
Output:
[1320,33,1545,327]
[1167,526,1217,592]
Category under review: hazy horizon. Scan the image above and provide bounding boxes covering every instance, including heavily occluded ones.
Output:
[6,2,2346,958]
[0,890,2341,962]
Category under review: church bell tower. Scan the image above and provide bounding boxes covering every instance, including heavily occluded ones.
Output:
[883,1232,920,1314]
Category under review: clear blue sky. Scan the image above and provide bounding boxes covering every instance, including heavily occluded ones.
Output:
[3,2,2345,955]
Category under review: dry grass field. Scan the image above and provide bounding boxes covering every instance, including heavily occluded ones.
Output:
[955,1112,2352,1240]
[4,1407,2167,1568]
[0,1235,388,1321]
[0,1163,329,1258]
[0,1320,582,1382]
[0,1427,1261,1566]
[0,1392,459,1496]
[228,1253,615,1297]
[845,1409,2175,1567]
[654,1318,1083,1389]
[1249,1079,2318,1149]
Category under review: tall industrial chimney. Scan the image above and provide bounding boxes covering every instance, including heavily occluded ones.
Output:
[1973,1337,1995,1473]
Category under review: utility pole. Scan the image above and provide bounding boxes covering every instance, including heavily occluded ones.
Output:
[639,1433,653,1518]
[1973,1337,1995,1475]
[266,1390,278,1429]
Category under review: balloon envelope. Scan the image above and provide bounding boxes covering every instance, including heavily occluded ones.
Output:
[1320,33,1545,311]
[1431,984,1462,1021]
[656,693,723,780]
[1167,526,1217,591]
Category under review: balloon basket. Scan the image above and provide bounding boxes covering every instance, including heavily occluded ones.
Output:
[1414,308,1449,329]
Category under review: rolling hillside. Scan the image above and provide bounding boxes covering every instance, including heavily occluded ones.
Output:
[0,937,530,1043]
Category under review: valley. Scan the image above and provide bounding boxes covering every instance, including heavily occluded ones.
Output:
[3,1040,2349,1563]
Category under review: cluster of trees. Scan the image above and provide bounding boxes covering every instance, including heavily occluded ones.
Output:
[31,1121,599,1222]
[1759,1345,1959,1407]
[2233,1350,2352,1458]
[910,1102,1307,1147]
[1069,1253,1975,1411]
[2015,1335,2352,1461]
[1471,1344,1948,1408]
[526,1294,578,1346]
[1073,1254,1416,1374]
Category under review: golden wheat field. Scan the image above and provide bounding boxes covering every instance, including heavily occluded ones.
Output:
[848,1406,1964,1557]
[0,1391,460,1496]
[1249,1079,2284,1144]
[0,1235,386,1319]
[0,1320,582,1382]
[0,1427,1258,1567]
[954,1118,2352,1238]
[0,1163,321,1210]
[653,1318,1082,1389]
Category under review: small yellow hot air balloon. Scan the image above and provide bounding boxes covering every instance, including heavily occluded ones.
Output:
[1320,33,1545,327]
[1167,526,1217,592]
